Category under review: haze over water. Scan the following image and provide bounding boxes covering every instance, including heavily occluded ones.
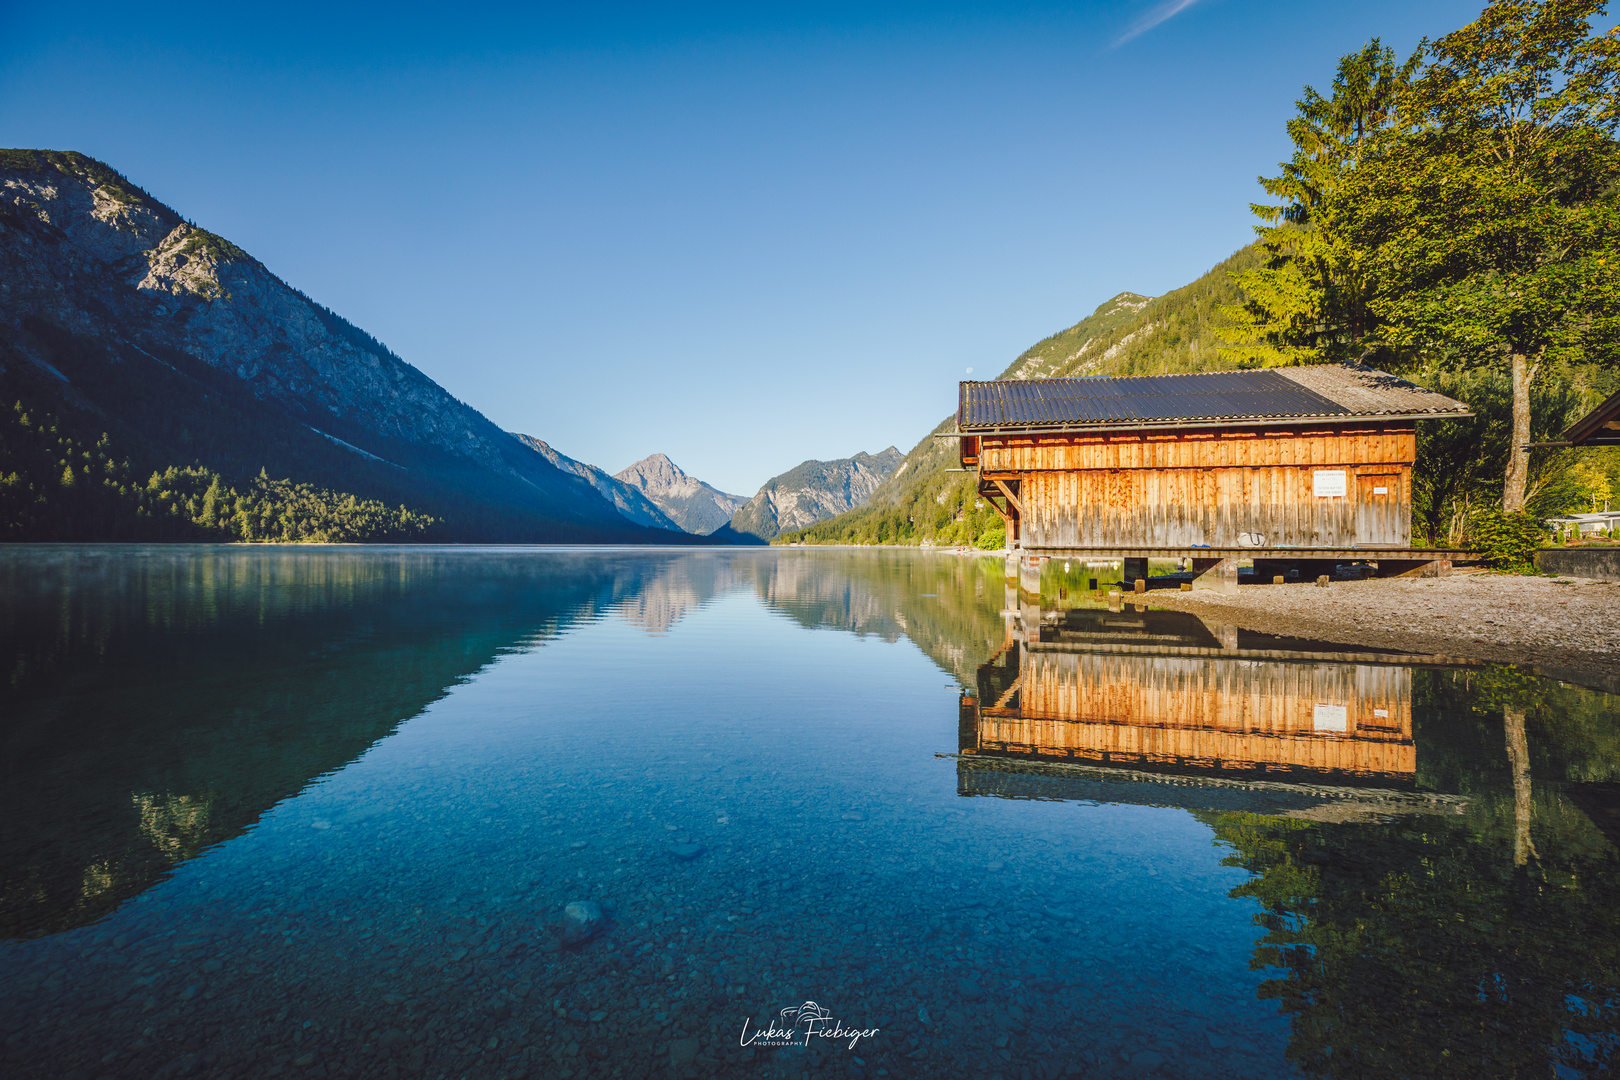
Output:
[3,546,1618,1079]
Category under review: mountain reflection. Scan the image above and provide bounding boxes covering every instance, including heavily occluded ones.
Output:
[611,549,1012,682]
[962,592,1620,1077]
[0,547,669,939]
[0,547,1013,941]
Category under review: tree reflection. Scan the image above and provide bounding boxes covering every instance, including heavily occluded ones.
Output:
[1201,668,1620,1078]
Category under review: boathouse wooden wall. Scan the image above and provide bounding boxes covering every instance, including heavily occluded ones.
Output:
[976,652,1415,780]
[978,425,1415,548]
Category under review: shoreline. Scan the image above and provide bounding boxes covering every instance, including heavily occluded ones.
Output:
[1138,571,1620,693]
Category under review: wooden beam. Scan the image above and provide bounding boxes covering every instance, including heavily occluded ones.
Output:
[993,672,1026,710]
[981,495,1013,528]
[992,478,1024,516]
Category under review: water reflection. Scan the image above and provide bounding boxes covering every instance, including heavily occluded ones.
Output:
[0,547,666,939]
[2,547,1618,1080]
[966,590,1620,1077]
[0,547,1013,942]
[969,608,1436,785]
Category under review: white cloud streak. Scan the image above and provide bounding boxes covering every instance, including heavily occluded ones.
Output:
[1114,0,1206,46]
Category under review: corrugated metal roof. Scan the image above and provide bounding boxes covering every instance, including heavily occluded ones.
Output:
[1273,364,1470,416]
[958,365,1470,431]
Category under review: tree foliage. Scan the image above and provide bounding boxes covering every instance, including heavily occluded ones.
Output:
[1231,1,1620,514]
[1,399,435,542]
[1221,40,1421,366]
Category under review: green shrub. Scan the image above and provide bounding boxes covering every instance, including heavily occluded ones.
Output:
[975,524,1006,550]
[1469,508,1548,569]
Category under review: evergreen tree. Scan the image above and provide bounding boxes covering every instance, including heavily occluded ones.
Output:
[1221,40,1421,366]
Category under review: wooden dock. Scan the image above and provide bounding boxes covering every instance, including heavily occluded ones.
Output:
[1006,545,1478,594]
[1017,545,1476,562]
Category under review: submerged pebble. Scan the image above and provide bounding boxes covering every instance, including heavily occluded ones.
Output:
[559,900,603,946]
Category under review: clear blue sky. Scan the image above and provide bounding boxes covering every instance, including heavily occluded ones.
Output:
[3,1,1483,496]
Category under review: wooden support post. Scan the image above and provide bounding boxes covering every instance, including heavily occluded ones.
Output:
[1190,558,1238,595]
[1020,597,1041,643]
[1195,616,1239,649]
[991,478,1024,516]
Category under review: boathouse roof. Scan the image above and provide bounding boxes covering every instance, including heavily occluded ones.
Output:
[1562,388,1620,447]
[956,364,1471,433]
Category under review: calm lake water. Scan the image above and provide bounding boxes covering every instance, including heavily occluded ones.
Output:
[3,545,1619,1080]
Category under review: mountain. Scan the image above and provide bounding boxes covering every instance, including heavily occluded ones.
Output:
[779,245,1263,547]
[613,454,746,535]
[728,448,905,541]
[513,434,681,531]
[0,148,703,544]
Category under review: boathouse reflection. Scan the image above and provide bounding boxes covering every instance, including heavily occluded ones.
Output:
[959,597,1620,1078]
[963,606,1432,789]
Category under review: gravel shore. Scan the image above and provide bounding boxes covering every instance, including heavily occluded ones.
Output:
[1143,570,1620,691]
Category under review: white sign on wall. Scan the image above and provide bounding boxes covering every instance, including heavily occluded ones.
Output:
[1313,470,1348,498]
[1313,704,1349,731]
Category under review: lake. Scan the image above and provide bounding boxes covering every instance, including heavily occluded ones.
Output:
[2,546,1618,1079]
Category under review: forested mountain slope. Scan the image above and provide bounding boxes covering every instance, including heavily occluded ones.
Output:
[0,149,697,543]
[780,245,1262,547]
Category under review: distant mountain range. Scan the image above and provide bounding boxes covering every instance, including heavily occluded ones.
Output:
[782,246,1265,546]
[513,435,681,531]
[0,149,718,543]
[613,454,747,535]
[728,448,904,541]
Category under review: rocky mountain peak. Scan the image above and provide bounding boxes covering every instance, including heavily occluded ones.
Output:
[616,453,689,491]
[727,447,907,541]
[614,454,744,535]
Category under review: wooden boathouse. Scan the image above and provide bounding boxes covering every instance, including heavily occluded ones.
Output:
[957,364,1474,583]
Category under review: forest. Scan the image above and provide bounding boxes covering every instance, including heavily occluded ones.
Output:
[0,399,434,543]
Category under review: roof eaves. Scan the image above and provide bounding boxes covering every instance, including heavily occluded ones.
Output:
[958,408,1472,434]
[1564,388,1620,444]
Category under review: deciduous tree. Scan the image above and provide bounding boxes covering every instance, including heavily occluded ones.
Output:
[1329,0,1620,511]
